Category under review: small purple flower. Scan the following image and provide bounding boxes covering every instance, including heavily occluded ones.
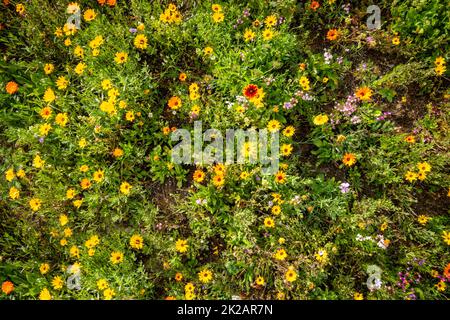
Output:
[339,182,350,193]
[129,28,137,33]
[196,199,202,205]
[283,102,293,109]
[237,18,243,24]
[243,9,250,17]
[39,137,44,143]
[337,57,343,64]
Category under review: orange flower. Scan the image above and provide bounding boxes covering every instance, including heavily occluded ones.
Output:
[326,29,339,41]
[5,81,19,94]
[107,0,116,6]
[274,171,286,184]
[405,135,415,143]
[80,178,92,189]
[243,84,259,100]
[342,153,357,166]
[444,263,450,279]
[179,73,187,81]
[193,169,205,183]
[355,87,372,101]
[310,1,320,11]
[1,281,14,295]
[168,96,182,110]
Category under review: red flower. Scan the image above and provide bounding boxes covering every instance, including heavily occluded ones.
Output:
[243,84,259,99]
[310,1,320,11]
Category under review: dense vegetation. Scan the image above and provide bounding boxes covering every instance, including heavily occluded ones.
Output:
[0,0,449,300]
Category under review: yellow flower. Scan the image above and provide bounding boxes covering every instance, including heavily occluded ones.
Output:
[16,4,26,15]
[125,111,135,121]
[255,276,265,286]
[281,144,293,157]
[264,217,275,228]
[442,231,450,245]
[313,114,329,125]
[417,215,430,225]
[43,88,56,103]
[342,153,357,167]
[101,79,112,90]
[134,34,148,49]
[299,76,310,90]
[285,267,297,282]
[55,113,69,127]
[204,47,213,55]
[66,188,76,199]
[40,106,52,120]
[211,4,222,12]
[243,29,256,42]
[110,251,124,264]
[274,248,287,260]
[212,12,224,23]
[56,76,69,90]
[434,56,445,66]
[5,168,15,182]
[97,279,108,290]
[64,38,72,46]
[16,169,25,178]
[392,36,400,45]
[113,148,124,158]
[114,52,128,64]
[29,198,42,211]
[265,15,277,28]
[271,205,282,216]
[436,281,446,292]
[103,288,116,300]
[354,292,363,300]
[83,9,97,22]
[74,45,84,58]
[40,263,50,275]
[120,182,132,195]
[44,63,54,75]
[130,234,144,250]
[267,119,281,133]
[93,170,104,182]
[100,100,116,115]
[73,199,83,209]
[52,276,64,290]
[198,269,213,283]
[404,171,417,183]
[262,29,274,41]
[39,288,52,300]
[74,62,86,75]
[417,162,431,173]
[9,187,20,200]
[175,239,188,253]
[39,123,52,136]
[314,249,328,263]
[59,214,69,226]
[70,245,79,258]
[78,138,87,148]
[64,227,73,238]
[137,23,145,31]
